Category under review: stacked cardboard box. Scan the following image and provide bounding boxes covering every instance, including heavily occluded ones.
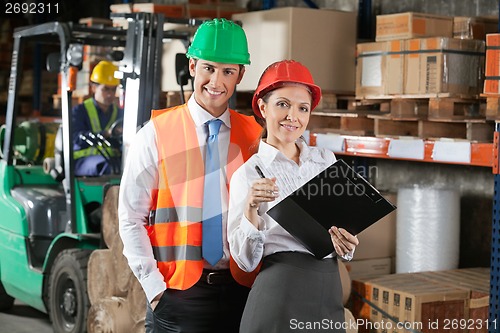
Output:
[356,37,485,98]
[453,16,498,40]
[484,34,500,95]
[132,3,185,17]
[356,41,405,97]
[356,12,485,98]
[351,268,490,333]
[233,7,357,94]
[110,2,245,21]
[483,34,500,118]
[70,18,117,98]
[404,37,485,96]
[376,12,453,42]
[344,192,396,279]
[357,12,485,99]
[418,268,490,333]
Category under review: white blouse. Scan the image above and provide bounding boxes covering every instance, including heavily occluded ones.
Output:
[228,139,354,272]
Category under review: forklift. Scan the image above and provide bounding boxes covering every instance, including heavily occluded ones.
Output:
[0,13,199,333]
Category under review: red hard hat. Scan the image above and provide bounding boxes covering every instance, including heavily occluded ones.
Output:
[252,60,322,118]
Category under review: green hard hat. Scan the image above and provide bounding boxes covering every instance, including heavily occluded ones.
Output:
[187,18,250,65]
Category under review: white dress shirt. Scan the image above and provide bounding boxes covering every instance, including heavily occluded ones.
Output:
[228,139,354,273]
[118,95,233,302]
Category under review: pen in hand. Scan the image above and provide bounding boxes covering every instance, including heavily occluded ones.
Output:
[255,165,266,179]
[255,165,278,198]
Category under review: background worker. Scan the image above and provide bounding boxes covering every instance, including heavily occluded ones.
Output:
[72,60,123,176]
[228,60,359,332]
[118,19,262,333]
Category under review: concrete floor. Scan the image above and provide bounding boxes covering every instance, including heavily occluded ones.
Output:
[0,300,52,333]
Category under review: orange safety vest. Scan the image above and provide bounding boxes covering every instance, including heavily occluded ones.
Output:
[149,104,262,290]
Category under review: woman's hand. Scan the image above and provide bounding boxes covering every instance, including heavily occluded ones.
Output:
[244,177,278,227]
[329,226,359,258]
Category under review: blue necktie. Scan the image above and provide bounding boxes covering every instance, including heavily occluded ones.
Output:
[202,119,223,266]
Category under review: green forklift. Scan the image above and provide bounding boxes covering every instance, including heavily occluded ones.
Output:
[0,13,198,332]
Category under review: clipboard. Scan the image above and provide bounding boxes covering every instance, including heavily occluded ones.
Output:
[266,159,396,259]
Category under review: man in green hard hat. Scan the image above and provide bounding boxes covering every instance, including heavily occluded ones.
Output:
[119,19,262,332]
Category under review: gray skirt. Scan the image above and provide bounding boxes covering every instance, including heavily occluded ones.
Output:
[240,252,346,333]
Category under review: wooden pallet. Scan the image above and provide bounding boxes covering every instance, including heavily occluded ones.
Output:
[390,98,429,119]
[482,94,500,120]
[309,110,380,136]
[358,93,485,120]
[311,93,492,142]
[428,97,485,120]
[369,114,494,142]
[318,92,390,112]
[388,96,485,120]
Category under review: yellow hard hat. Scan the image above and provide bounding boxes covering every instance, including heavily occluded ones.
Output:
[90,61,120,86]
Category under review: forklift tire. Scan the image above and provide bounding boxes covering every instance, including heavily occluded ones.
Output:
[0,281,14,311]
[47,249,92,333]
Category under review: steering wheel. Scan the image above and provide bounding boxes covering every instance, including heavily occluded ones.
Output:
[108,118,123,140]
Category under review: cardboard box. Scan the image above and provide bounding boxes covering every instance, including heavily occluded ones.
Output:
[418,268,490,333]
[484,33,500,94]
[405,37,485,96]
[368,274,469,333]
[344,257,393,280]
[350,275,380,333]
[355,41,405,98]
[186,4,246,19]
[78,17,113,27]
[161,39,191,92]
[453,16,498,40]
[354,193,397,260]
[110,3,133,13]
[233,7,357,93]
[133,3,185,18]
[376,12,453,42]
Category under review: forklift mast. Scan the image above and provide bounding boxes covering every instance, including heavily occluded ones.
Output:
[118,13,202,162]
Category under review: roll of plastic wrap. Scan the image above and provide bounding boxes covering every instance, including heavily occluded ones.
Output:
[396,186,460,273]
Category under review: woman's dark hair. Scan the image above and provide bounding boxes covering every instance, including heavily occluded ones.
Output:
[255,90,272,140]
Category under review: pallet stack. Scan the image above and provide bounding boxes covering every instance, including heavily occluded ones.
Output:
[310,12,498,144]
[87,186,147,333]
[483,33,500,120]
[69,18,117,99]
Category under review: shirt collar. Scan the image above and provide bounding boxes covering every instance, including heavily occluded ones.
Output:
[92,98,113,113]
[257,138,324,168]
[297,140,325,164]
[187,93,231,129]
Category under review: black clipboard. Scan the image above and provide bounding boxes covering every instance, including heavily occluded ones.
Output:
[266,159,396,259]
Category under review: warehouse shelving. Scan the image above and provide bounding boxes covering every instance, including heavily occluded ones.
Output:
[309,120,500,332]
[310,133,494,167]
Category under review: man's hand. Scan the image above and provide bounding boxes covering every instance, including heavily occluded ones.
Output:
[150,290,165,311]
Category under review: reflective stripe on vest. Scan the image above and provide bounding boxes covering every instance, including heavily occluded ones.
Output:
[84,98,118,132]
[150,104,261,290]
[74,99,118,159]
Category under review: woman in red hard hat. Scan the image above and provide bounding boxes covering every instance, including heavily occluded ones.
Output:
[228,60,359,332]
